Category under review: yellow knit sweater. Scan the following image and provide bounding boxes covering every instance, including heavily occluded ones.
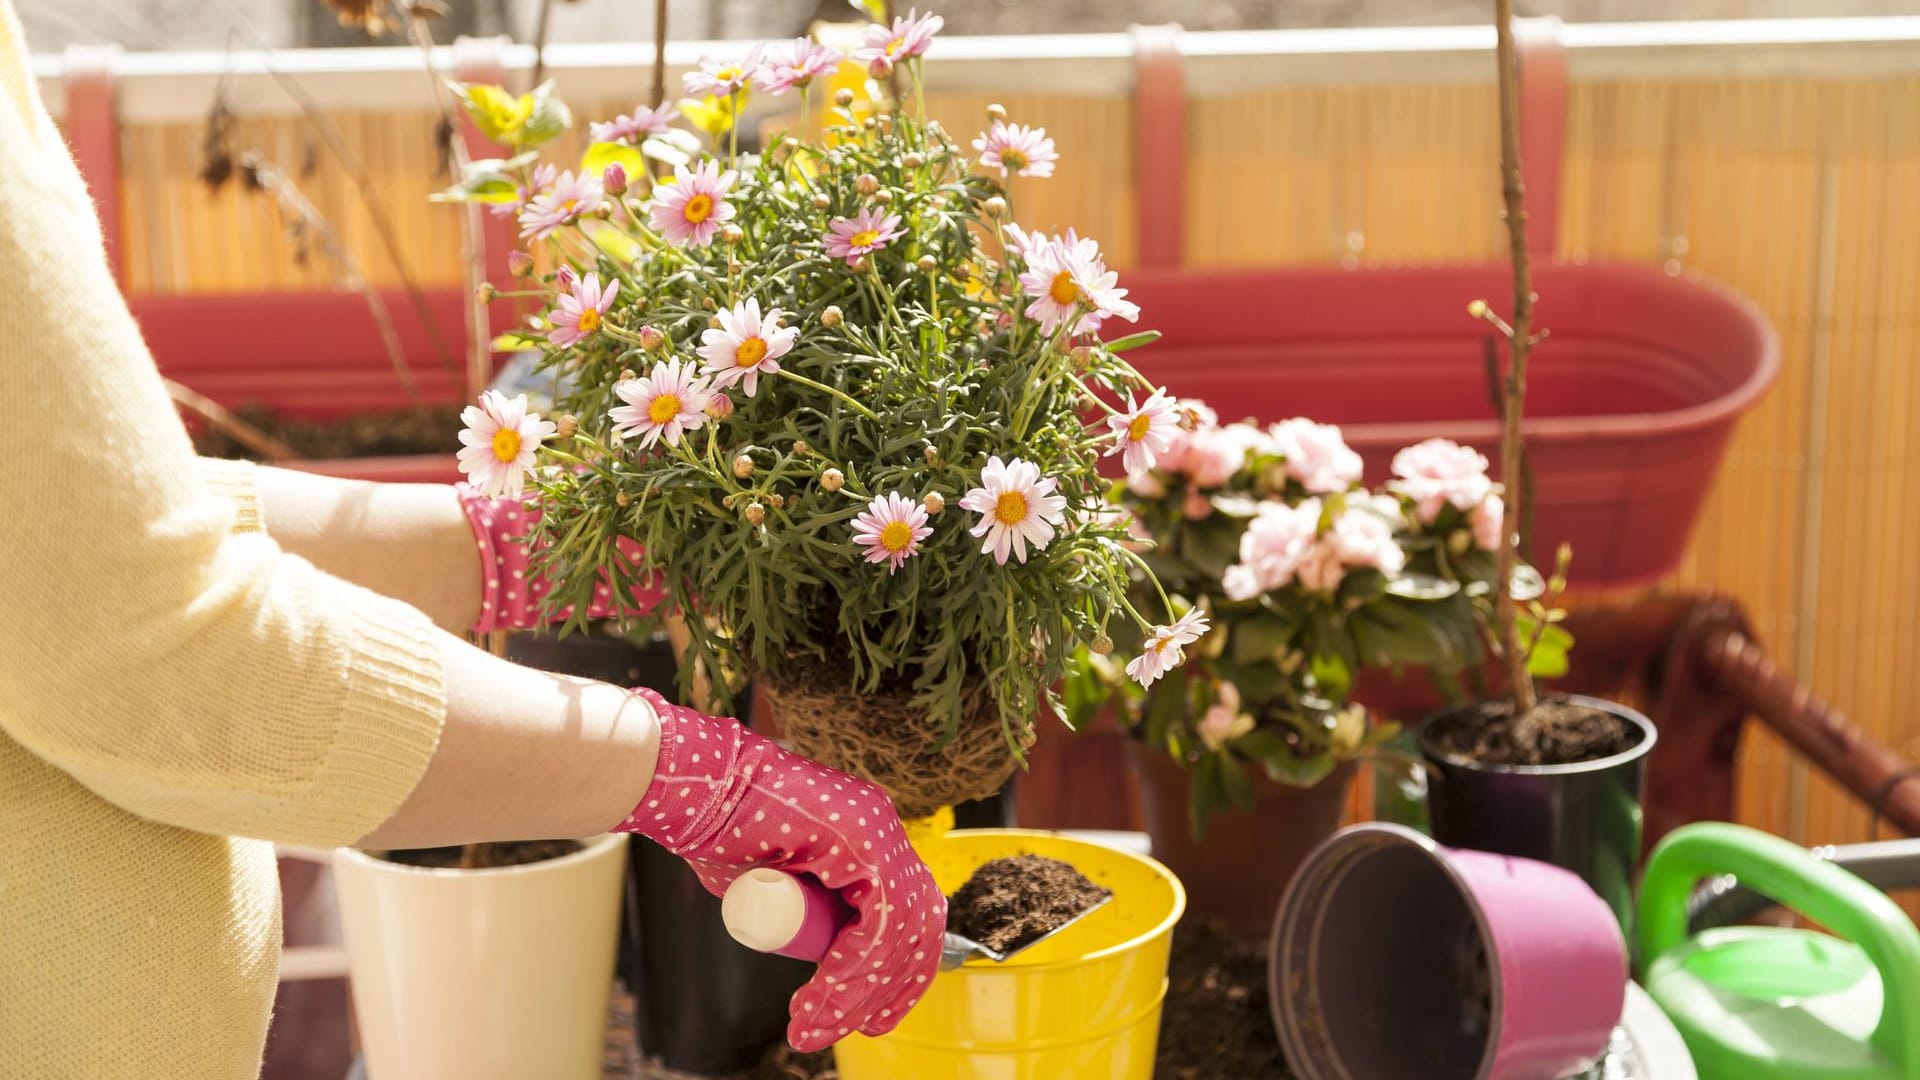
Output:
[0,5,451,1075]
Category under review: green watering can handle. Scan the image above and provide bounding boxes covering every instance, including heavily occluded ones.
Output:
[1639,822,1920,1079]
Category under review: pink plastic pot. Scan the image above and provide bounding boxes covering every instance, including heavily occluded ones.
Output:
[1270,822,1627,1080]
[1121,262,1777,586]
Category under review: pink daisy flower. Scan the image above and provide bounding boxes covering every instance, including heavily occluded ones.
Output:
[756,39,844,95]
[697,298,799,397]
[683,47,766,99]
[491,162,557,219]
[850,492,935,574]
[824,207,905,266]
[854,8,943,66]
[960,455,1068,565]
[608,359,713,450]
[456,390,557,498]
[972,121,1058,179]
[649,160,738,247]
[1105,388,1181,476]
[590,106,673,145]
[1125,609,1210,688]
[1017,232,1140,335]
[548,272,619,349]
[518,169,605,240]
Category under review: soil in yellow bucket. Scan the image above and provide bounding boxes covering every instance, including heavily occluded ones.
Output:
[946,855,1112,954]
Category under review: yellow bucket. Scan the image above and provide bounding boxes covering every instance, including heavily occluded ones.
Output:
[833,829,1185,1080]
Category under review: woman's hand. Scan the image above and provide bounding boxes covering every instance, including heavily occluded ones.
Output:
[456,484,664,632]
[616,688,945,1052]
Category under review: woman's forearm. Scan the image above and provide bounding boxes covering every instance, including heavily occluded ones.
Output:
[358,633,661,849]
[251,467,482,633]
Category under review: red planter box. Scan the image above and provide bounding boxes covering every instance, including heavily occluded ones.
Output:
[1121,262,1778,587]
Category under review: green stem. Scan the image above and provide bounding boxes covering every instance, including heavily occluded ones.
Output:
[774,369,880,420]
[728,90,740,168]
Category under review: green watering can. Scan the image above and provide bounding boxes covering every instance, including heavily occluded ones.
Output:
[1639,823,1920,1080]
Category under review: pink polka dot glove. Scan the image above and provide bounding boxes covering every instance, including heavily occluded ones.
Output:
[455,483,665,633]
[616,688,945,1052]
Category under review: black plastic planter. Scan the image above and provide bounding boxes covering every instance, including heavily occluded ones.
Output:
[1417,695,1656,936]
[504,630,810,1074]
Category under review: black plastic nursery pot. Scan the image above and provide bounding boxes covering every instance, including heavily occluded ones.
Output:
[1417,695,1656,936]
[504,630,811,1075]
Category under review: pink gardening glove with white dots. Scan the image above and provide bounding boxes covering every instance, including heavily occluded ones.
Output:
[616,688,945,1052]
[456,483,665,633]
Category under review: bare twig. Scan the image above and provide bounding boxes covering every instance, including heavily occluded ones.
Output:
[650,0,669,109]
[224,25,459,387]
[165,378,301,462]
[529,0,554,90]
[1490,0,1539,725]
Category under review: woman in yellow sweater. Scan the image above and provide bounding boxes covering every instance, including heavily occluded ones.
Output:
[0,3,942,1075]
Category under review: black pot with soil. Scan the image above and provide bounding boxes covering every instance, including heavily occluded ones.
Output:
[1418,693,1656,934]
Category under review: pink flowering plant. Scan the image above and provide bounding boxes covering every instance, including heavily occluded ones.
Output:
[1067,407,1500,832]
[441,12,1193,770]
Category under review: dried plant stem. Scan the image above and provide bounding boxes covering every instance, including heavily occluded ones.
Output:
[165,378,299,462]
[650,0,669,109]
[1491,0,1539,726]
[397,4,493,399]
[230,26,458,389]
[529,0,554,89]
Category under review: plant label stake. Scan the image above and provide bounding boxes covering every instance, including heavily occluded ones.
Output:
[721,868,1111,971]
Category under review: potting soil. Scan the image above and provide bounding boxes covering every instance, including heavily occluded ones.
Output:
[190,402,464,461]
[376,839,582,869]
[1427,695,1636,767]
[945,853,1112,954]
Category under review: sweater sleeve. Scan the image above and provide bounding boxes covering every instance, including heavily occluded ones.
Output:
[0,13,449,848]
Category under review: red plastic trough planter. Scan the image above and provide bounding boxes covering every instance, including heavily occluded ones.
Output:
[1121,261,1778,587]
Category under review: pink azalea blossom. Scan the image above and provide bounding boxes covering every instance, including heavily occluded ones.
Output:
[1197,682,1255,750]
[1471,494,1505,552]
[608,359,713,450]
[960,455,1068,565]
[824,207,905,265]
[683,47,766,99]
[697,298,799,397]
[1222,499,1322,600]
[1268,418,1364,494]
[851,492,934,574]
[590,106,673,145]
[854,8,943,66]
[456,390,557,497]
[1106,388,1180,476]
[972,121,1058,179]
[518,169,605,240]
[1325,506,1408,575]
[1389,437,1495,523]
[1017,232,1139,336]
[756,39,844,95]
[649,160,738,247]
[548,272,619,349]
[1184,422,1264,489]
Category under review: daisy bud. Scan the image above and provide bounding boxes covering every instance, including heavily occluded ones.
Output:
[703,297,718,309]
[596,204,614,219]
[835,88,855,107]
[615,491,631,507]
[821,468,846,492]
[923,491,945,515]
[916,254,938,274]
[506,250,535,278]
[768,494,785,509]
[722,495,736,508]
[1467,299,1490,318]
[555,414,578,438]
[733,454,755,479]
[602,162,629,196]
[781,136,800,152]
[821,305,844,328]
[709,314,724,329]
[811,193,832,210]
[745,502,767,526]
[474,282,495,303]
[862,117,878,131]
[987,103,1008,121]
[903,151,925,168]
[867,55,893,80]
[706,394,735,420]
[1090,634,1113,655]
[922,445,940,464]
[720,223,744,245]
[926,120,945,137]
[620,368,637,382]
[556,265,578,290]
[856,173,880,196]
[874,190,894,206]
[728,260,745,275]
[875,113,894,132]
[983,196,1008,218]
[792,440,809,454]
[625,197,648,218]
[638,325,666,351]
[1070,345,1096,371]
